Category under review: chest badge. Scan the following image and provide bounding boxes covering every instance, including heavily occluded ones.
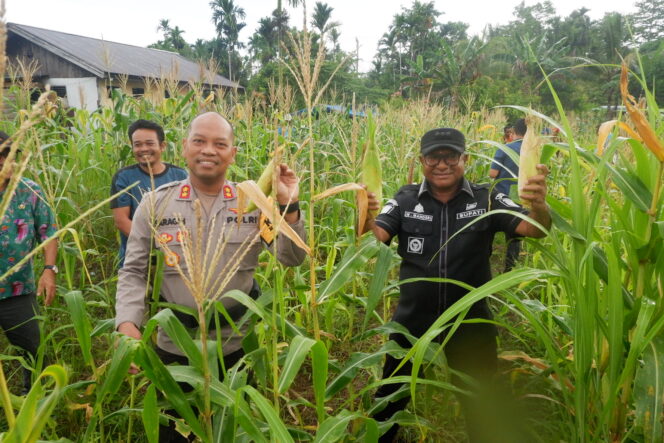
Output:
[223,185,234,199]
[407,237,424,254]
[158,233,173,244]
[413,203,424,213]
[466,202,477,210]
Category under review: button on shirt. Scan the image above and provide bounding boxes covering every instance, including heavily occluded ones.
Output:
[0,179,57,299]
[374,179,527,336]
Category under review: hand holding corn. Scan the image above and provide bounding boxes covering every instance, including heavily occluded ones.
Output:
[516,164,552,238]
[519,164,549,211]
[275,163,300,205]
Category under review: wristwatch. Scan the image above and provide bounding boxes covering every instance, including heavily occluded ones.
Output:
[44,265,59,274]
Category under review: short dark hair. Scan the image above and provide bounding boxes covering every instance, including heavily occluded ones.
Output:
[128,119,165,144]
[513,118,527,137]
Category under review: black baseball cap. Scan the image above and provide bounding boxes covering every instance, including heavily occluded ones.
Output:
[420,128,465,156]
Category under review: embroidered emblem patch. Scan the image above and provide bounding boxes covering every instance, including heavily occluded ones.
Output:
[466,202,478,210]
[158,233,173,244]
[179,185,191,199]
[407,237,424,254]
[223,185,234,199]
[176,230,187,243]
[259,213,275,247]
[381,199,398,215]
[413,203,424,213]
[495,193,519,208]
[164,251,180,267]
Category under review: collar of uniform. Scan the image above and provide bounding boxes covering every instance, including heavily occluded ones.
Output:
[175,179,238,201]
[418,178,474,199]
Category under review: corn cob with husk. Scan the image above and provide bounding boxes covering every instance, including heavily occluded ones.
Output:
[241,145,284,214]
[360,112,382,218]
[518,116,542,209]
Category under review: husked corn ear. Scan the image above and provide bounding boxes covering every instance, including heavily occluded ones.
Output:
[518,116,542,209]
[360,113,382,217]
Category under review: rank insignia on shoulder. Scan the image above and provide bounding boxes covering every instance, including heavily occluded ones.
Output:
[223,185,234,199]
[259,213,275,247]
[158,233,173,244]
[164,251,180,267]
[179,185,191,199]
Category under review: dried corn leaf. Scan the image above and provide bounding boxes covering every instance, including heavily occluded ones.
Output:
[236,180,311,256]
[597,120,643,155]
[620,62,664,162]
[313,183,368,238]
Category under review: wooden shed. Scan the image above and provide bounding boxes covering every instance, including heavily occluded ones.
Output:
[6,22,241,110]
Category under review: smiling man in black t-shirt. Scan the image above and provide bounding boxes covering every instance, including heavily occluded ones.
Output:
[364,127,551,442]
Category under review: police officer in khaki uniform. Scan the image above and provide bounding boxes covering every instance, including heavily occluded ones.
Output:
[115,112,306,367]
[364,128,551,442]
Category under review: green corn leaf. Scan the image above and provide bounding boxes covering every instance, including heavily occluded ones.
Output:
[605,163,652,213]
[278,335,316,394]
[314,410,360,443]
[97,334,138,402]
[634,335,664,442]
[143,309,204,371]
[242,386,294,443]
[63,290,94,371]
[134,344,206,439]
[142,384,159,443]
[3,365,68,443]
[318,236,380,303]
[311,340,328,422]
[363,242,393,330]
[326,349,389,400]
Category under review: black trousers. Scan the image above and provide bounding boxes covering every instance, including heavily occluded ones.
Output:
[504,234,522,272]
[0,293,41,394]
[374,322,497,443]
[155,346,246,443]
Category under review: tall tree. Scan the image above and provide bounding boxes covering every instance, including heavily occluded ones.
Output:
[632,0,664,43]
[311,2,339,38]
[210,0,247,82]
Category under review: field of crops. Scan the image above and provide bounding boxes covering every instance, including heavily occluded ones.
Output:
[0,54,663,442]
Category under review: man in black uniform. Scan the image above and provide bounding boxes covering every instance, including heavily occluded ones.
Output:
[365,128,551,442]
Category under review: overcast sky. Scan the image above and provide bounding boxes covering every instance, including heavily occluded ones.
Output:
[7,0,638,72]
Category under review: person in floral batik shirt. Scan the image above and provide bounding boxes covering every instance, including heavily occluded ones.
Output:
[0,130,58,395]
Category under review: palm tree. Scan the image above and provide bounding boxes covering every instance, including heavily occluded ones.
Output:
[210,0,246,82]
[311,2,339,38]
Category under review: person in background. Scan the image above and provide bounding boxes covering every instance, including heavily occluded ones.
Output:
[490,118,526,271]
[110,120,187,267]
[364,127,550,442]
[0,130,58,395]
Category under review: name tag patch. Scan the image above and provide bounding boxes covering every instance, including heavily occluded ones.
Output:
[404,211,433,222]
[456,209,486,219]
[407,237,424,254]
